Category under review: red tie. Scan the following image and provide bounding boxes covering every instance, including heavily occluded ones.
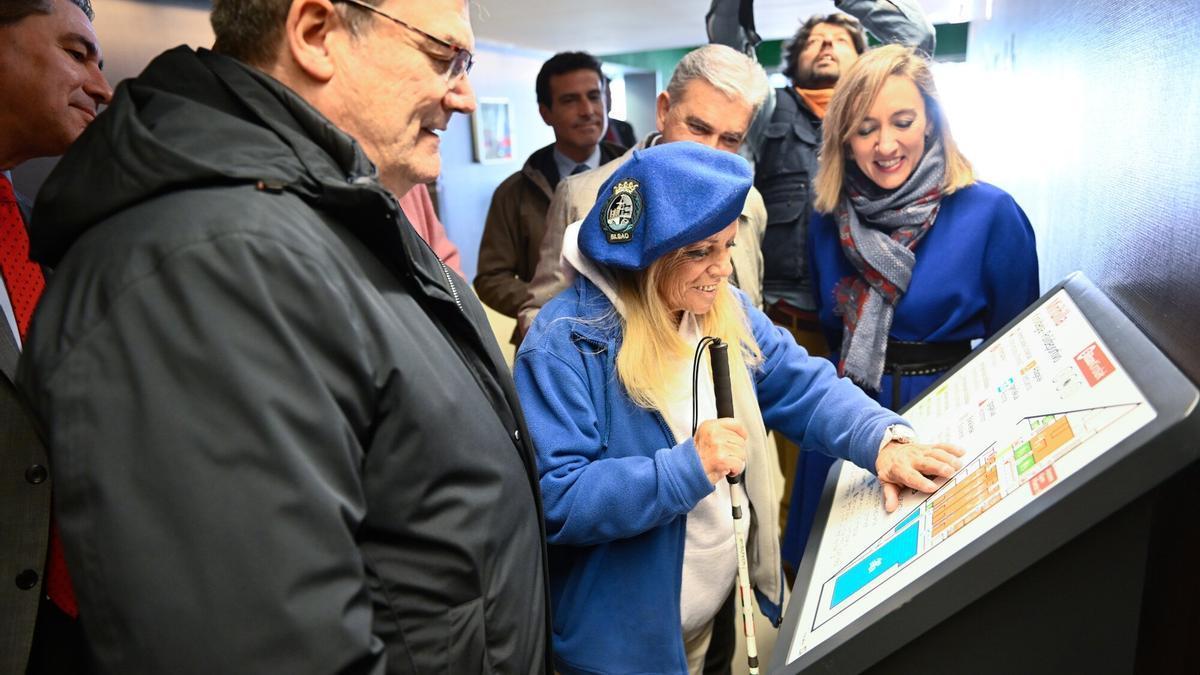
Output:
[0,174,77,618]
[1,175,45,337]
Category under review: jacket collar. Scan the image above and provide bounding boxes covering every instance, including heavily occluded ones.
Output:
[779,85,823,133]
[522,140,629,199]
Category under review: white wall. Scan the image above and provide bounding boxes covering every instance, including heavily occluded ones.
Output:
[944,0,1200,385]
[93,0,215,80]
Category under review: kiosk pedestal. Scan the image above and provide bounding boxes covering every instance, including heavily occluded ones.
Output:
[771,273,1199,674]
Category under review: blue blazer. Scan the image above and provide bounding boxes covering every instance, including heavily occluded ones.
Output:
[809,181,1040,407]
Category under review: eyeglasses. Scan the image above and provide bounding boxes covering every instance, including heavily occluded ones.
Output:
[333,0,475,83]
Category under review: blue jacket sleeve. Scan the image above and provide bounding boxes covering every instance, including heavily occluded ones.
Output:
[514,341,715,547]
[982,193,1040,336]
[836,0,937,55]
[746,299,903,471]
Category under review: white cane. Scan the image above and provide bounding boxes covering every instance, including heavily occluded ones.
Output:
[709,339,759,674]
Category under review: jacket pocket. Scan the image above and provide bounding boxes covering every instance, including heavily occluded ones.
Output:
[446,595,490,674]
[762,121,818,172]
[758,123,816,225]
[760,177,811,283]
[763,180,809,226]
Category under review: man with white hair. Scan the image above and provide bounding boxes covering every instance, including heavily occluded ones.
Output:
[18,0,552,672]
[517,44,771,337]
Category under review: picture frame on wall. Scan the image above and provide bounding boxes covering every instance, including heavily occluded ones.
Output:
[471,98,515,164]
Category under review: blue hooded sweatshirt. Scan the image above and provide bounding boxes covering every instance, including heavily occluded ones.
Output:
[515,276,904,674]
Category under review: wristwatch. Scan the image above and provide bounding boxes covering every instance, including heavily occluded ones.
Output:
[879,424,917,452]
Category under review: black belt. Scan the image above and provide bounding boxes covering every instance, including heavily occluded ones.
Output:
[883,340,972,409]
[765,300,821,332]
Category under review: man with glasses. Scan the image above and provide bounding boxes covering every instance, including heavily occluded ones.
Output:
[17,1,552,672]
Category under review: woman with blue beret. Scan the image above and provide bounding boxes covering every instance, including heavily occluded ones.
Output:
[514,141,963,674]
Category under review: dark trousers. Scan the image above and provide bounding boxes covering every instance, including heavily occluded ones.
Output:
[26,597,89,675]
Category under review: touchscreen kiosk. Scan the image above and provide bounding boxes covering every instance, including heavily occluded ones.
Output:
[770,272,1199,673]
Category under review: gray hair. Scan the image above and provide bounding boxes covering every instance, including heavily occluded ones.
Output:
[665,44,770,115]
[211,0,381,66]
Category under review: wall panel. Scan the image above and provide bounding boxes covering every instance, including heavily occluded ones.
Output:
[958,0,1200,384]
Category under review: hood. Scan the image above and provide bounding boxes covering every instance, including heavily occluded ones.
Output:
[32,46,376,267]
[561,220,624,316]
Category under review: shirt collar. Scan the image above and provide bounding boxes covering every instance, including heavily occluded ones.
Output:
[553,145,601,182]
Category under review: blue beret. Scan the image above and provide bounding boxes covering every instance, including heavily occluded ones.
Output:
[579,141,752,271]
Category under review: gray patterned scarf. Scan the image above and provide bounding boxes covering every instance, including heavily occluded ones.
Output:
[833,136,946,392]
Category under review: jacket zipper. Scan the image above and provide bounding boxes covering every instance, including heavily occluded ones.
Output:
[436,256,523,447]
[437,260,464,313]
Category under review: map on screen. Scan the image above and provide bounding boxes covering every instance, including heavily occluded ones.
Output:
[786,288,1158,664]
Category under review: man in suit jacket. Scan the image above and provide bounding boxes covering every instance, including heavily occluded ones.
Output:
[474,51,624,331]
[0,1,111,672]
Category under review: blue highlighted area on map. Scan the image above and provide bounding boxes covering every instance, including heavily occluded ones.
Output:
[895,508,921,532]
[831,522,921,607]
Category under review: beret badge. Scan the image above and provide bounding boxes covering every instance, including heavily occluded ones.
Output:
[601,178,643,244]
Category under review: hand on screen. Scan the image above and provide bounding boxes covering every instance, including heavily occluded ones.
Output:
[876,442,965,513]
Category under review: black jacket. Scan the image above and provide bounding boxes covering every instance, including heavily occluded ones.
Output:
[755,86,823,311]
[19,47,550,674]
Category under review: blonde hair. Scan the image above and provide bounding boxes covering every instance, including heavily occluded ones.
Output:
[813,44,974,213]
[613,250,762,413]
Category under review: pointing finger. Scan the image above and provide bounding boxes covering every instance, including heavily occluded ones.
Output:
[882,481,900,513]
[899,466,938,493]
